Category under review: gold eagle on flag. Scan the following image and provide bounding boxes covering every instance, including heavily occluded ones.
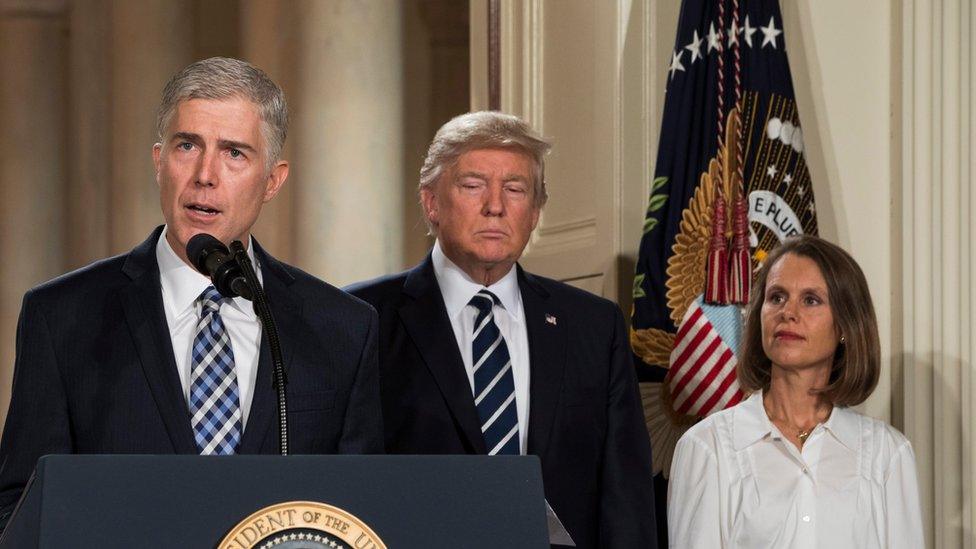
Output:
[633,91,819,477]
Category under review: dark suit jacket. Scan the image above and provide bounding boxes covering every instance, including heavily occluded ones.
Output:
[0,227,383,523]
[347,255,657,548]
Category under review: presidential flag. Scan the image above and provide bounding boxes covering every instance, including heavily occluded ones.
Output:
[631,1,819,537]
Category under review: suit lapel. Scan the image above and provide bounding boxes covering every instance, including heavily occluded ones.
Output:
[520,268,567,459]
[399,256,488,454]
[119,227,198,454]
[238,242,300,454]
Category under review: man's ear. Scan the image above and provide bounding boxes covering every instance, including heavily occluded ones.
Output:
[420,186,438,227]
[152,143,163,182]
[263,161,289,202]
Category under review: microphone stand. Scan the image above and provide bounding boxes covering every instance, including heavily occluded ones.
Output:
[230,241,289,456]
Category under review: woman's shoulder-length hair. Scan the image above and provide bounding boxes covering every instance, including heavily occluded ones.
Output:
[738,235,880,406]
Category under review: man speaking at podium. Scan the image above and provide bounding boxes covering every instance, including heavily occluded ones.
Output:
[348,112,657,548]
[0,57,382,528]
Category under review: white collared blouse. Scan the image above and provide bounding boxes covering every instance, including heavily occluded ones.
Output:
[668,391,925,548]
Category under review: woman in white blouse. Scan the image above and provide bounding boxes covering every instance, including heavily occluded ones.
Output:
[668,235,924,548]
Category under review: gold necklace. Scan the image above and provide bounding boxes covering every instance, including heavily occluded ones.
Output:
[762,396,830,445]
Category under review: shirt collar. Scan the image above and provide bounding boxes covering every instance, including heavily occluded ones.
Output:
[156,225,260,319]
[732,390,859,452]
[431,240,523,323]
[732,391,774,451]
[820,405,859,451]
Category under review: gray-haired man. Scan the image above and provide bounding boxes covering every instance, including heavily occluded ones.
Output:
[0,57,382,528]
[348,111,657,548]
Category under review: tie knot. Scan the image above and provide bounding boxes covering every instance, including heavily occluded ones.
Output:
[198,285,225,313]
[469,289,500,314]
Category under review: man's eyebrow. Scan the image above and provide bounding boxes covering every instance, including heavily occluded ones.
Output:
[454,171,528,182]
[218,139,257,153]
[455,171,487,180]
[171,132,202,144]
[169,133,257,154]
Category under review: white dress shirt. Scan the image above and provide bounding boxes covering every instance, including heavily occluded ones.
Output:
[668,391,925,549]
[156,227,263,427]
[431,240,531,454]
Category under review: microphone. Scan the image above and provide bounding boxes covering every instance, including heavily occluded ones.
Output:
[186,233,254,300]
[187,233,290,454]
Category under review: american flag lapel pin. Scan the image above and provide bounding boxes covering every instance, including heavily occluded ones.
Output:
[545,313,557,326]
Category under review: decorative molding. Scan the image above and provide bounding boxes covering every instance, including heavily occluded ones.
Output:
[522,0,543,130]
[900,0,974,547]
[469,0,489,110]
[499,0,519,114]
[611,2,624,257]
[643,0,655,203]
[536,216,597,236]
[560,273,604,296]
[488,0,500,110]
[498,0,543,127]
[529,216,598,256]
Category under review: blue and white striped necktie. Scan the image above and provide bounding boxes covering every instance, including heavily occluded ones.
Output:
[469,289,519,455]
[188,285,243,455]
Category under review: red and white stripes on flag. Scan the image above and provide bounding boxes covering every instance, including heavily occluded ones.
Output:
[666,298,744,417]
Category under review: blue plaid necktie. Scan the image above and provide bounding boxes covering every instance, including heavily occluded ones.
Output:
[469,290,520,455]
[188,286,242,455]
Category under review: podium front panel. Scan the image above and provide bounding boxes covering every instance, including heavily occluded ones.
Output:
[1,455,549,548]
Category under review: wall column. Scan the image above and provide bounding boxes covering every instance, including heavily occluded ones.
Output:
[67,0,111,267]
[291,0,404,285]
[0,0,68,421]
[110,0,193,253]
[239,0,296,262]
[900,0,975,547]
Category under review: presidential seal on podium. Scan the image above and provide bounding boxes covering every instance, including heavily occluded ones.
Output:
[219,501,386,549]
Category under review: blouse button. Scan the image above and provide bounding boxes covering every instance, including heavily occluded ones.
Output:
[802,515,811,523]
